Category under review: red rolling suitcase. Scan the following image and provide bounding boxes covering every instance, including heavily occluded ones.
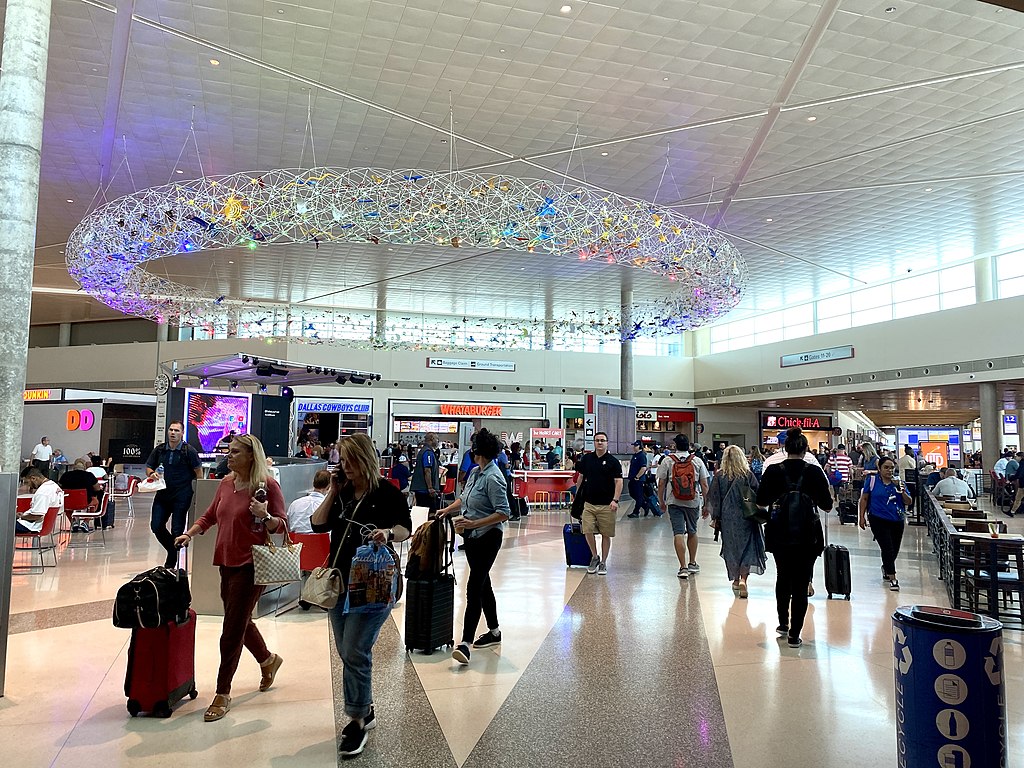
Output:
[125,608,199,717]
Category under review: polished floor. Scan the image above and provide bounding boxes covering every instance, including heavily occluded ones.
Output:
[3,493,1021,767]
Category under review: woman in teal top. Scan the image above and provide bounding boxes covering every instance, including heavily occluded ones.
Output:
[858,456,912,591]
[438,429,510,666]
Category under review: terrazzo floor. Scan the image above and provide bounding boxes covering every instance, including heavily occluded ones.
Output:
[3,492,1022,767]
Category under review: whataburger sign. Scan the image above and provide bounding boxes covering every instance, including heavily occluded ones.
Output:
[439,404,502,417]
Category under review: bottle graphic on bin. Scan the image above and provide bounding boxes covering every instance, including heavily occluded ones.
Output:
[252,482,268,532]
[943,641,956,668]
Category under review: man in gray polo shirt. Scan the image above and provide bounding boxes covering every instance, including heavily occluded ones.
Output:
[657,434,710,580]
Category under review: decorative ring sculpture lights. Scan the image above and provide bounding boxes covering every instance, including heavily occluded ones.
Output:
[66,167,746,348]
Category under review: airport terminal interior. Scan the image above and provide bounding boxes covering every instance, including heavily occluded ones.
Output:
[2,1,1024,767]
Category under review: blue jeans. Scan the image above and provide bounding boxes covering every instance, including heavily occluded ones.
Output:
[327,603,392,719]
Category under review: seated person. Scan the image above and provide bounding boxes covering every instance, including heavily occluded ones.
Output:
[285,469,331,534]
[59,459,104,527]
[18,470,63,534]
[390,454,411,491]
[88,456,108,481]
[933,468,972,499]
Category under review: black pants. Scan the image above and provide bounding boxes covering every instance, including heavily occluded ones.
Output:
[868,514,905,577]
[461,527,503,644]
[773,550,818,637]
[151,485,195,566]
[414,491,438,516]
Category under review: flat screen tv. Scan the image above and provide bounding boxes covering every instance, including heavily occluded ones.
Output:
[184,388,252,458]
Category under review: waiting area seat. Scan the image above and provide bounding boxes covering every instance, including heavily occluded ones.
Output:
[966,540,1024,625]
[14,504,62,574]
[109,474,140,517]
[64,488,105,548]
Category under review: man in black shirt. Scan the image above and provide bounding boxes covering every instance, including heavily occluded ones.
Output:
[146,420,203,568]
[572,431,623,575]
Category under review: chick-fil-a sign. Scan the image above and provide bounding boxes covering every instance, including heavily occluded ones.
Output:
[67,409,95,431]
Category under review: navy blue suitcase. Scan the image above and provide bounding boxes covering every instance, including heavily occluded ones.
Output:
[563,521,592,567]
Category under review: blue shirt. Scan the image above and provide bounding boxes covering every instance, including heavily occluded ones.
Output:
[862,475,905,522]
[459,461,510,538]
[628,451,648,481]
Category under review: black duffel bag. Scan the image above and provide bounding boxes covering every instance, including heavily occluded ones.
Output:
[113,567,191,629]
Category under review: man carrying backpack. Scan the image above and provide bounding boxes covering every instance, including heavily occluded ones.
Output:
[657,434,710,580]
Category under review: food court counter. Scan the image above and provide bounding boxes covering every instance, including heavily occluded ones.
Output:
[511,470,576,502]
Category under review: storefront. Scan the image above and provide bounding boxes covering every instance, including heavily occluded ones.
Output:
[758,410,835,453]
[560,406,584,448]
[295,397,372,446]
[389,399,547,450]
[636,408,697,447]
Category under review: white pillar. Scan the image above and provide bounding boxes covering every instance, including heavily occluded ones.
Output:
[974,256,994,303]
[58,323,72,347]
[620,284,633,401]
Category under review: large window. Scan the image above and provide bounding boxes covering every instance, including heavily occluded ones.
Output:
[997,252,1024,299]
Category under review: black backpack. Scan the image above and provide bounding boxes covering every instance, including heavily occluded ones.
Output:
[765,466,823,553]
[113,567,191,629]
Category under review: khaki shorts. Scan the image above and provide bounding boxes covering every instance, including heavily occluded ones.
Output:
[582,502,616,537]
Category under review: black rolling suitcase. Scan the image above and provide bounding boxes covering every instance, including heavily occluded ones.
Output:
[837,500,858,525]
[404,516,456,654]
[825,544,852,600]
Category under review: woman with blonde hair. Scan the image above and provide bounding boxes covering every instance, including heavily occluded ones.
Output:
[706,445,765,598]
[175,434,286,722]
[311,433,412,758]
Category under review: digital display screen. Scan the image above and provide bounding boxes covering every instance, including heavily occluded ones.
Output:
[184,388,252,457]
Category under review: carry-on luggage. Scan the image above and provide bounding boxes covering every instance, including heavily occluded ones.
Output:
[404,516,456,653]
[824,544,852,600]
[837,500,858,525]
[404,575,456,654]
[563,518,592,567]
[125,608,199,717]
[113,566,192,629]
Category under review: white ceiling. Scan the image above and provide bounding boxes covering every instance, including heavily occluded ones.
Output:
[15,0,1024,326]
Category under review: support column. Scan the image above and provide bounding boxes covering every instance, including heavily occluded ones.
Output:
[620,284,633,402]
[979,382,1000,474]
[0,0,53,474]
[544,288,554,350]
[58,322,71,347]
[373,283,387,346]
[974,256,994,303]
[156,321,169,342]
[1015,407,1024,452]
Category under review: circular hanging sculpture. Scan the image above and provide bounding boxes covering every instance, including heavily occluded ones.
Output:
[65,167,746,347]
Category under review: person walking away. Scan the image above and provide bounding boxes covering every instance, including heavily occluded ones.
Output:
[438,429,510,665]
[310,434,412,757]
[30,436,53,475]
[706,446,765,598]
[657,434,710,580]
[286,469,331,534]
[174,435,287,722]
[756,429,833,648]
[858,456,911,591]
[626,440,652,518]
[410,432,441,515]
[572,431,623,575]
[146,420,204,568]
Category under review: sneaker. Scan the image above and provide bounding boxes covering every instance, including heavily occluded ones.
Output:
[677,567,689,580]
[807,583,815,597]
[687,562,700,573]
[587,556,601,574]
[363,706,376,731]
[787,636,803,648]
[776,624,789,636]
[338,719,368,757]
[626,512,640,519]
[597,561,607,575]
[452,643,471,665]
[889,579,900,592]
[472,629,501,648]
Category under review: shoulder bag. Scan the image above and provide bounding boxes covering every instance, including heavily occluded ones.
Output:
[298,493,367,608]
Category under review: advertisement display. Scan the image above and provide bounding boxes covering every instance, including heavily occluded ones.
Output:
[920,441,949,470]
[898,428,962,463]
[183,388,252,458]
[295,398,372,445]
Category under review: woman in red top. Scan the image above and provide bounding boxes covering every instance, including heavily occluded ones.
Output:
[176,434,287,722]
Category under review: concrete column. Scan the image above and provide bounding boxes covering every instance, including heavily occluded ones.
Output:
[156,321,169,342]
[373,283,387,346]
[1015,407,1024,452]
[544,288,554,350]
[974,256,994,303]
[979,382,1000,473]
[0,0,53,475]
[58,323,71,347]
[620,284,633,402]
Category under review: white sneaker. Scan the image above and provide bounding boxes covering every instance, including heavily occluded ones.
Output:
[677,567,689,579]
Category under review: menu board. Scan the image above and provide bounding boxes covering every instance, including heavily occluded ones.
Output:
[393,420,458,434]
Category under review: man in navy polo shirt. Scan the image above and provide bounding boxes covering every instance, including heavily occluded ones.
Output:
[146,420,203,568]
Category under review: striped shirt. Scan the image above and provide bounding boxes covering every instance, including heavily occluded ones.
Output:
[828,453,854,482]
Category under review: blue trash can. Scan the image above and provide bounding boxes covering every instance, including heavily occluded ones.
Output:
[892,605,1006,768]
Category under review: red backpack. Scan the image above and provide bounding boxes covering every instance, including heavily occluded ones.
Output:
[670,455,697,501]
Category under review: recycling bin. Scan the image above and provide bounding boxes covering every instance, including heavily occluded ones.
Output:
[892,605,1006,768]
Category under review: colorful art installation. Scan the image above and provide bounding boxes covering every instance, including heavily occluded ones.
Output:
[65,167,747,349]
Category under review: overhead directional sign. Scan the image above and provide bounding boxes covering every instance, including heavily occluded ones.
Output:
[780,345,855,368]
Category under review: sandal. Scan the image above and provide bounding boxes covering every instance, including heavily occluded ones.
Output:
[259,653,284,692]
[204,694,232,722]
[738,583,748,599]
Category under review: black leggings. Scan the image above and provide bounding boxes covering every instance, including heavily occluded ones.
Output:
[773,550,818,636]
[868,514,905,577]
[461,527,503,643]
